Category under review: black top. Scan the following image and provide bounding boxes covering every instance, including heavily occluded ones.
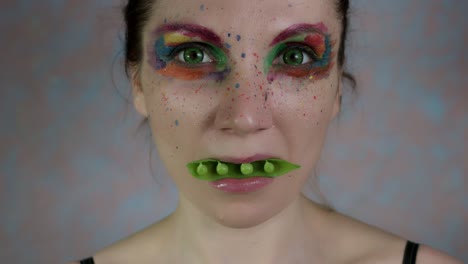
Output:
[403,241,420,264]
[79,258,94,264]
[79,240,419,264]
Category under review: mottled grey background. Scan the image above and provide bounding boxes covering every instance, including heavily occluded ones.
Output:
[0,0,466,263]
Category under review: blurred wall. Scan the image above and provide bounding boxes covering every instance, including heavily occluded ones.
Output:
[0,0,466,263]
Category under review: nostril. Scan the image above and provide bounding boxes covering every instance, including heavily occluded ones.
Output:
[221,128,234,133]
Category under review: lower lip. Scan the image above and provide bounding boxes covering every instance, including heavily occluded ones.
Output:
[209,177,274,193]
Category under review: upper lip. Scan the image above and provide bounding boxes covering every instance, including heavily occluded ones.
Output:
[215,154,277,164]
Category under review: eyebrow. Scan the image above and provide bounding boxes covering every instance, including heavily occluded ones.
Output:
[154,23,223,47]
[270,22,328,46]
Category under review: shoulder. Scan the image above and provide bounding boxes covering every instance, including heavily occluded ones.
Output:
[83,217,172,264]
[354,243,463,264]
[318,210,405,263]
[316,210,462,263]
[414,245,463,264]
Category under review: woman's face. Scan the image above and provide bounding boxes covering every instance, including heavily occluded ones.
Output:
[133,0,342,227]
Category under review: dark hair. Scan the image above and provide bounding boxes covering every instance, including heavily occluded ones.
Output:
[334,0,357,95]
[123,0,156,77]
[335,0,350,69]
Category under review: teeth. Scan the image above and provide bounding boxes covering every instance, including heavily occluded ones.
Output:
[240,163,254,175]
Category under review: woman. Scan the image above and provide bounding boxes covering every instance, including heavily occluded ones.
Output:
[74,0,462,263]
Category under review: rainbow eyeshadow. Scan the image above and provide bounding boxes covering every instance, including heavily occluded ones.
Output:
[264,23,335,83]
[148,23,230,81]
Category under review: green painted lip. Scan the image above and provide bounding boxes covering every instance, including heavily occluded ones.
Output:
[186,158,301,181]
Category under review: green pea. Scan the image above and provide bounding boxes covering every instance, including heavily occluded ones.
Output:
[196,163,208,176]
[216,162,229,175]
[186,158,301,180]
[240,163,254,175]
[264,160,275,173]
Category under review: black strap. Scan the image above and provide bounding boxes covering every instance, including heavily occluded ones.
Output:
[403,241,419,264]
[80,257,95,264]
[78,242,420,264]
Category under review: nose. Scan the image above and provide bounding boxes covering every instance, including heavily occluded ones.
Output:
[214,71,274,137]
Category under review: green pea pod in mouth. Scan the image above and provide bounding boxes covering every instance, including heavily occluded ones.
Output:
[186,158,301,181]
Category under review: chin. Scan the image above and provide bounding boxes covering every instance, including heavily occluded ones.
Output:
[180,173,306,228]
[212,201,279,228]
[207,187,297,229]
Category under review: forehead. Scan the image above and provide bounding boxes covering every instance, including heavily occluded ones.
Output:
[147,0,340,37]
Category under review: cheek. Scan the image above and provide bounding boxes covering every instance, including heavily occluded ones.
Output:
[142,78,217,164]
[142,75,219,135]
[269,76,338,124]
[268,78,337,167]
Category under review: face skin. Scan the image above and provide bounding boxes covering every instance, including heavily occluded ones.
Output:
[132,0,342,229]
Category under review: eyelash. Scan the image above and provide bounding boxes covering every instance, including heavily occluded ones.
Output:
[159,41,322,78]
[169,42,215,64]
[275,43,318,65]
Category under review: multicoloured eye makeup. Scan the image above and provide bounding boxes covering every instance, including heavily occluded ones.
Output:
[264,23,335,83]
[148,23,230,81]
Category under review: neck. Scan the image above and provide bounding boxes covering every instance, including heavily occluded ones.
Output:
[168,194,327,264]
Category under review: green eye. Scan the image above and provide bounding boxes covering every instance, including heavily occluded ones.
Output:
[177,46,212,64]
[184,47,203,64]
[282,47,311,65]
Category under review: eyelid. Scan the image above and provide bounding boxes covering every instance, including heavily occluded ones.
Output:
[274,43,318,63]
[169,42,217,62]
[281,43,317,56]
